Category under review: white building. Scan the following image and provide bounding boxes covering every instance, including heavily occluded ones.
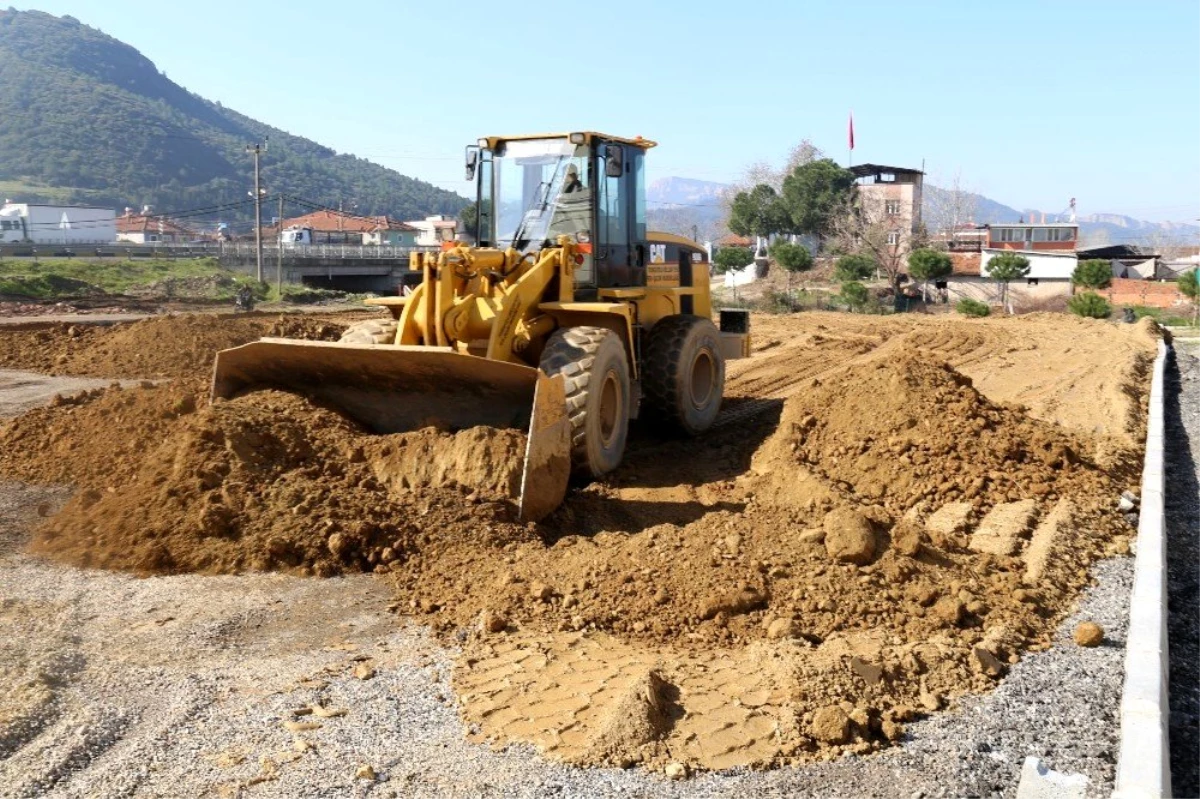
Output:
[0,203,116,245]
[403,215,458,247]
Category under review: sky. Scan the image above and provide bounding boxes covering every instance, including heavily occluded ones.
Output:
[18,0,1200,223]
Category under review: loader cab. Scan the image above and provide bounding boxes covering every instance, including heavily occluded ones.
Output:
[468,132,653,297]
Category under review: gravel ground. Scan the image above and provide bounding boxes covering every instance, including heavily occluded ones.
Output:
[1165,340,1199,797]
[0,511,1132,799]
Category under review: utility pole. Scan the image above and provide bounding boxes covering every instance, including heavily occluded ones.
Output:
[246,139,268,282]
[277,194,284,298]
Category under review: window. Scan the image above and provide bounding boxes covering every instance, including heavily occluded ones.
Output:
[884,200,901,216]
[996,227,1031,243]
[886,230,901,246]
[1027,278,1040,286]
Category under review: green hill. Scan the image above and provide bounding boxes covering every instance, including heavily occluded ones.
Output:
[0,10,466,223]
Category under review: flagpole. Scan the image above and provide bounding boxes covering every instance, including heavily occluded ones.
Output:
[848,111,854,168]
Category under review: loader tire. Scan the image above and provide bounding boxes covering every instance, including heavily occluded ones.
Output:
[643,315,724,435]
[338,319,398,346]
[539,326,630,478]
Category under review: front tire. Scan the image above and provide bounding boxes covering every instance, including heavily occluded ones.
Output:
[643,315,725,434]
[539,326,630,478]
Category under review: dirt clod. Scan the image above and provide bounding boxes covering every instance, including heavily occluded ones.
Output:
[811,705,852,744]
[823,507,876,565]
[1074,622,1104,647]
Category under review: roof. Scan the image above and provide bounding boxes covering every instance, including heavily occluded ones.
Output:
[717,233,752,247]
[480,132,657,150]
[3,202,114,210]
[849,163,924,177]
[1076,244,1158,260]
[988,222,1079,228]
[116,213,195,237]
[281,209,415,233]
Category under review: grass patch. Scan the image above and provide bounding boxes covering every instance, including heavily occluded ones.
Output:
[1128,305,1199,328]
[0,257,254,298]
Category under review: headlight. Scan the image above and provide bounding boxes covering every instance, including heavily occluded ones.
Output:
[477,138,488,148]
[569,132,586,144]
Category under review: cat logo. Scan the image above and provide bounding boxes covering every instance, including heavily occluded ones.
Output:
[649,243,666,264]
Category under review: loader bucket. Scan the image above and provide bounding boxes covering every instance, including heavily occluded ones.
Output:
[211,338,570,521]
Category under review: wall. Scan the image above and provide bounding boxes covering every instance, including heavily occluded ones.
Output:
[1101,278,1190,310]
[981,249,1077,279]
[944,275,1072,306]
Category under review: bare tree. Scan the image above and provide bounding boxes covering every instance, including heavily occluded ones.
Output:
[828,194,920,293]
[721,140,827,228]
[923,169,980,243]
[1140,225,1193,259]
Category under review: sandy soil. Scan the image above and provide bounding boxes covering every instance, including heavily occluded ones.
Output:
[0,310,1162,794]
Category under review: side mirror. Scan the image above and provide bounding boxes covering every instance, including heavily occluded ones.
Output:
[464,145,479,181]
[604,144,623,178]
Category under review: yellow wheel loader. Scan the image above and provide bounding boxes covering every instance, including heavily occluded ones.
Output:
[212,132,751,520]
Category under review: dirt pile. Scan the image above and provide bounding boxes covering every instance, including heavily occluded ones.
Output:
[3,385,532,575]
[751,354,1132,514]
[438,356,1140,770]
[0,313,345,379]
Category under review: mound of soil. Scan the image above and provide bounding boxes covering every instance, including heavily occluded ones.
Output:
[0,314,345,379]
[7,387,531,576]
[751,354,1132,514]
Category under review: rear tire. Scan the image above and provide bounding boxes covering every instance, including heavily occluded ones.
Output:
[338,319,398,346]
[643,315,725,434]
[539,326,630,478]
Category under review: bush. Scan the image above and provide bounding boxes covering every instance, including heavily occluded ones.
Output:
[1071,259,1112,289]
[956,297,991,317]
[839,280,869,310]
[770,241,813,274]
[834,253,876,282]
[713,246,755,274]
[1067,291,1112,319]
[1179,269,1198,300]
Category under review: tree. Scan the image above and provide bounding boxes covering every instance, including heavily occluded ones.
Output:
[713,246,754,274]
[985,252,1031,314]
[728,184,790,248]
[839,280,869,312]
[770,241,813,289]
[1176,263,1195,321]
[780,159,856,239]
[834,253,876,282]
[908,248,953,301]
[459,203,478,241]
[1068,292,1112,319]
[1072,258,1113,290]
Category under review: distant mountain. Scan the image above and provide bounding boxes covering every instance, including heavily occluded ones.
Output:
[0,10,467,224]
[646,177,728,241]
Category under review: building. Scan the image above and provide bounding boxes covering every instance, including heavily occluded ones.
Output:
[272,209,420,246]
[985,222,1079,252]
[0,202,116,245]
[116,208,197,244]
[362,219,420,247]
[849,163,924,250]
[404,215,458,247]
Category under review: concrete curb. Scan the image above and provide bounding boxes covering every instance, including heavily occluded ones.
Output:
[1112,339,1171,799]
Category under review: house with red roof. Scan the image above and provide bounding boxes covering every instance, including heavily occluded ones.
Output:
[116,209,197,244]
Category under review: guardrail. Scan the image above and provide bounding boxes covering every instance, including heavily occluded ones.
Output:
[1112,339,1171,799]
[0,242,442,261]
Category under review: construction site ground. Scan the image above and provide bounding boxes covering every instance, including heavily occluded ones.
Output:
[0,309,1172,798]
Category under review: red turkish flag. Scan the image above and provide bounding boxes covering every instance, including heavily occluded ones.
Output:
[848,112,855,151]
